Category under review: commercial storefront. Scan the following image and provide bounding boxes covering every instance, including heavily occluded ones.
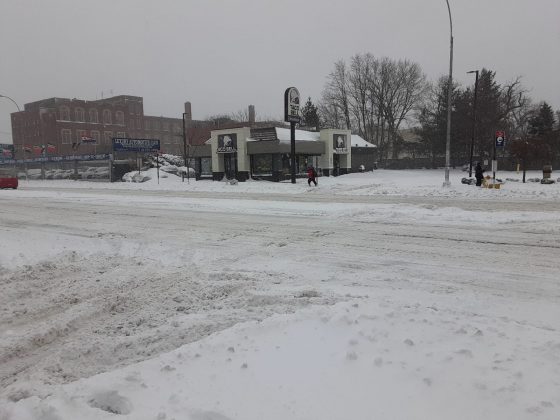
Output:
[192,126,361,182]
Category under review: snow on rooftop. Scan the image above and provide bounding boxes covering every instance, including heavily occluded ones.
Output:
[351,134,376,148]
[275,127,320,142]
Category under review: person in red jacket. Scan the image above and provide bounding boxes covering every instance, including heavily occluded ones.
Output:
[307,166,317,186]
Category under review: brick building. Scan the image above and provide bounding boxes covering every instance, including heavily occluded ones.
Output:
[10,95,189,159]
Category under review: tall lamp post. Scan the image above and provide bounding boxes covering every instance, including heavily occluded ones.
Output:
[0,94,23,177]
[182,112,188,182]
[466,70,479,178]
[443,0,453,187]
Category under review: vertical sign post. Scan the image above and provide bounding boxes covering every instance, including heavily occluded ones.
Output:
[156,152,160,184]
[494,130,505,185]
[284,87,301,184]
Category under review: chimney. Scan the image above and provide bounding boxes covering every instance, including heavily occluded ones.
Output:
[248,104,255,125]
[184,101,192,122]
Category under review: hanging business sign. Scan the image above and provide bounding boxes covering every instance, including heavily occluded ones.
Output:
[217,134,237,153]
[495,131,506,148]
[284,87,301,123]
[333,134,348,154]
[112,138,160,152]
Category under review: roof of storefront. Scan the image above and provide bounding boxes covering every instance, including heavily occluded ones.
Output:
[203,126,375,149]
[350,135,376,148]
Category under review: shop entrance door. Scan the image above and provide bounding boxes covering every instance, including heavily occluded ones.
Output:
[333,154,340,176]
[223,153,237,179]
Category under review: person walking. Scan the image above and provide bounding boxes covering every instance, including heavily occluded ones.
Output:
[307,165,317,186]
[475,162,485,186]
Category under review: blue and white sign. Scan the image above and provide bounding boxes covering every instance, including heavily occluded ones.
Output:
[495,131,505,148]
[112,138,160,152]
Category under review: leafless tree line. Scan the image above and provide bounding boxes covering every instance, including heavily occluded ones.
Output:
[319,53,428,163]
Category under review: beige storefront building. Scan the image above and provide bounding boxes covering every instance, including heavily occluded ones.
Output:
[193,126,360,182]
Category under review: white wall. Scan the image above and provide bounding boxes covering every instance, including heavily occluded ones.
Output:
[318,129,352,170]
[210,127,251,173]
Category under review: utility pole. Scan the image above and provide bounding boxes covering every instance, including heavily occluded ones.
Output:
[0,94,22,179]
[182,113,187,182]
[467,70,479,178]
[443,0,454,187]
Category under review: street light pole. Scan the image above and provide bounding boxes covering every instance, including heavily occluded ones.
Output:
[182,112,187,182]
[467,70,479,178]
[0,94,23,178]
[443,0,453,187]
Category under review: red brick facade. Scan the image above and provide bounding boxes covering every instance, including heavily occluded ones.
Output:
[10,95,186,159]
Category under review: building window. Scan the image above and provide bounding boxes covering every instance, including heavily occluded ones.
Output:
[129,119,135,129]
[61,129,72,144]
[116,111,125,125]
[89,109,99,123]
[103,110,112,124]
[116,131,126,138]
[59,107,70,121]
[91,130,101,145]
[75,108,85,122]
[104,131,113,145]
[174,135,180,144]
[164,135,171,145]
[144,120,150,130]
[163,121,170,131]
[77,130,88,142]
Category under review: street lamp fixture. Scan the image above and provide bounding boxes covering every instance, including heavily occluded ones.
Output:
[0,94,21,112]
[466,70,479,178]
[443,0,453,187]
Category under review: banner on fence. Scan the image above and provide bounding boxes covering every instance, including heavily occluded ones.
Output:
[112,138,160,153]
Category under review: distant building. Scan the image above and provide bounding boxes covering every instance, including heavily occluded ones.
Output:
[10,95,187,159]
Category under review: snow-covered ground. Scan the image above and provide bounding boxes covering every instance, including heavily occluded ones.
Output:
[1,169,559,419]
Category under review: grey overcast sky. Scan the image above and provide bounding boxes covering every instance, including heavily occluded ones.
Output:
[1,0,559,143]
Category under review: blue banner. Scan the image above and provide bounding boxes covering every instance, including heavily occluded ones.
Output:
[112,138,160,152]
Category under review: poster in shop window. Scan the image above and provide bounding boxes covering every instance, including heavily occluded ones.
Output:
[333,134,348,153]
[217,134,237,153]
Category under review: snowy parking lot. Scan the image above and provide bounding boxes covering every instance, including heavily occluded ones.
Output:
[1,169,559,419]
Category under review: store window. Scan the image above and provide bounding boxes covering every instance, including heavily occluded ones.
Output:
[200,158,212,175]
[252,154,273,176]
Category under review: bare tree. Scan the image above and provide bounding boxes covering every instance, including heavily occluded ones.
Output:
[381,59,428,160]
[319,60,351,130]
[348,53,376,142]
[319,55,428,163]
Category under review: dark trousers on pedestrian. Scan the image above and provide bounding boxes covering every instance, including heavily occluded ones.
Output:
[308,177,317,186]
[476,177,483,186]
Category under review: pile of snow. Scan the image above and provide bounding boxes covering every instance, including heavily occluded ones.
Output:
[122,170,152,183]
[16,169,560,200]
[1,169,560,419]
